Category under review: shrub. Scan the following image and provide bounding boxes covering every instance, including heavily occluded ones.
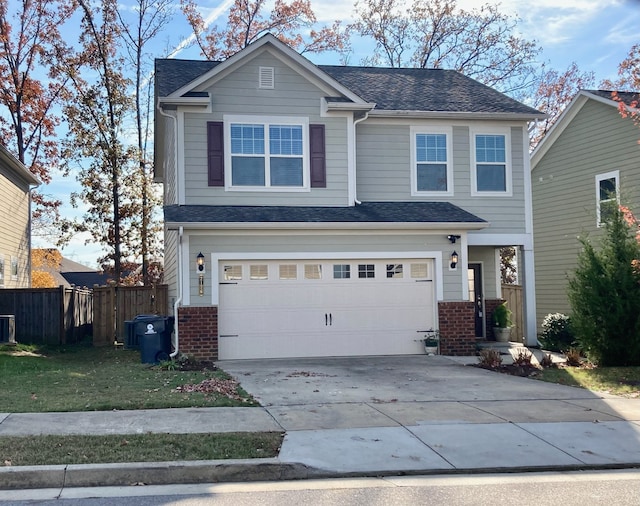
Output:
[512,348,533,366]
[493,302,512,328]
[567,206,640,366]
[539,352,555,368]
[478,348,502,368]
[539,313,575,352]
[564,347,582,367]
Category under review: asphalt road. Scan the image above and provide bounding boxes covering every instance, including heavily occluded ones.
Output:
[2,470,640,505]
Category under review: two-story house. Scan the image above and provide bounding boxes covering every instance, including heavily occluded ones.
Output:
[531,89,640,327]
[0,144,39,289]
[154,34,544,360]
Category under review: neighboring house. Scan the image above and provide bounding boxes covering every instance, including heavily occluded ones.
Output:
[531,89,640,327]
[32,248,112,288]
[0,145,39,289]
[154,34,544,360]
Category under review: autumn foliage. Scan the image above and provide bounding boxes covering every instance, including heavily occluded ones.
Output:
[31,248,62,288]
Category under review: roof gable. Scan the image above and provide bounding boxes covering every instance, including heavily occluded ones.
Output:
[531,89,637,168]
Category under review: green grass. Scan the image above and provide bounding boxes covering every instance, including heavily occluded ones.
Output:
[0,432,283,466]
[537,365,640,397]
[0,344,258,412]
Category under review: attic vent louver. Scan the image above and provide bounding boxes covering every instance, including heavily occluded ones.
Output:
[259,66,274,89]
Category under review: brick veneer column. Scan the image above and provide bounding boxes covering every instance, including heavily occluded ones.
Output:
[485,298,506,341]
[438,301,476,355]
[177,306,218,360]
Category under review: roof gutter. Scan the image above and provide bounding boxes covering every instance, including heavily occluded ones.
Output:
[367,110,547,121]
[164,221,489,231]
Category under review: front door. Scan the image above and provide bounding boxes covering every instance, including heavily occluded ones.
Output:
[468,264,484,337]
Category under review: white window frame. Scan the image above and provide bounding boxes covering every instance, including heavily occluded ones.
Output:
[596,170,620,227]
[224,114,310,192]
[470,127,512,197]
[410,126,454,196]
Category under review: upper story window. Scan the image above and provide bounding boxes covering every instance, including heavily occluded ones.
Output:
[596,170,619,226]
[411,127,453,196]
[224,115,309,191]
[472,129,512,196]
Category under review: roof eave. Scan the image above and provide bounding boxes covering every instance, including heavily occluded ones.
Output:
[0,145,39,187]
[368,110,546,121]
[324,100,377,112]
[165,221,489,231]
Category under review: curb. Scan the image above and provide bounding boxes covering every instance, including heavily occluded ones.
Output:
[0,459,311,490]
[3,459,640,491]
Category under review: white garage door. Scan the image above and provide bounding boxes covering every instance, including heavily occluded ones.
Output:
[218,259,436,359]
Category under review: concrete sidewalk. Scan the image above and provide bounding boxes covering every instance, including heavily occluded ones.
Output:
[1,354,640,490]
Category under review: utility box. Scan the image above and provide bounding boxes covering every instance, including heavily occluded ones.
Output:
[136,316,174,364]
[0,315,16,344]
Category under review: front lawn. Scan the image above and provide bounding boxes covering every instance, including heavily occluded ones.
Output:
[536,365,640,397]
[0,344,257,412]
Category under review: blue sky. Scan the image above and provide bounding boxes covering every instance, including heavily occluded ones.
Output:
[42,0,640,268]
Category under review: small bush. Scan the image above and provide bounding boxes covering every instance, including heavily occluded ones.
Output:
[512,348,533,366]
[478,348,502,369]
[539,352,555,368]
[565,347,582,367]
[539,313,575,352]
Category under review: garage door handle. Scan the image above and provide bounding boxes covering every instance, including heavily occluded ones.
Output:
[325,313,328,326]
[329,313,332,326]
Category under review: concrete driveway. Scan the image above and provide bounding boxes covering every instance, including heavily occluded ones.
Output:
[219,354,601,405]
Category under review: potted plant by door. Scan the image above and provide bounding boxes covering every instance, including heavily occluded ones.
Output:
[421,329,440,355]
[493,302,512,342]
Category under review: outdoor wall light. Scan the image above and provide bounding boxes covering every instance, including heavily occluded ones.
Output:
[447,234,461,244]
[197,252,205,296]
[450,250,459,269]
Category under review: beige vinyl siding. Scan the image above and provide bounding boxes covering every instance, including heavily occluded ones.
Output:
[186,231,459,305]
[532,98,640,327]
[181,51,349,206]
[0,164,32,288]
[356,121,527,233]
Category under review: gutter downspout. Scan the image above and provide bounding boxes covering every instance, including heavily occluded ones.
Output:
[157,106,179,205]
[352,112,369,205]
[170,226,183,358]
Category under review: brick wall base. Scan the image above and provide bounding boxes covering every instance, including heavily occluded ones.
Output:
[177,306,219,360]
[438,301,476,355]
[485,299,506,341]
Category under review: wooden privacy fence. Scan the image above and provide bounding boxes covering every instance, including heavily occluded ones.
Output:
[0,287,92,345]
[93,285,169,346]
[501,284,523,343]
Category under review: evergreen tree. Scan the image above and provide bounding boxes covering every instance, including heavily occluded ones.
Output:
[568,207,640,365]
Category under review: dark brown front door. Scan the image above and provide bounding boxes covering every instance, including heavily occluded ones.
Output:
[468,264,483,337]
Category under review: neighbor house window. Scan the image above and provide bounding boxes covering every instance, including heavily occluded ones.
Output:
[411,127,452,195]
[472,131,511,195]
[226,116,308,189]
[596,170,619,226]
[10,257,17,281]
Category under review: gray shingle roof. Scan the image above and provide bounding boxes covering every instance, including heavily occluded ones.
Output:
[164,202,486,225]
[319,65,540,115]
[585,89,639,107]
[154,58,542,116]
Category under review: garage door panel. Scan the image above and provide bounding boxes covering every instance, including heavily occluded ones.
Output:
[218,259,435,360]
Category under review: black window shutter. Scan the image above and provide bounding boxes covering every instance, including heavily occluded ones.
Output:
[309,124,326,188]
[207,121,224,187]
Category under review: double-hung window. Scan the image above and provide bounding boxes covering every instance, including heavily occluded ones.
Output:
[411,127,452,196]
[596,170,619,226]
[226,116,308,190]
[472,130,511,195]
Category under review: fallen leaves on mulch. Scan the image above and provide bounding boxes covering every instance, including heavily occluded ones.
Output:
[473,363,541,377]
[173,377,247,401]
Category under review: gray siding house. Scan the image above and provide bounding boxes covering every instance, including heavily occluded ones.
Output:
[531,89,640,327]
[0,144,39,289]
[155,34,543,360]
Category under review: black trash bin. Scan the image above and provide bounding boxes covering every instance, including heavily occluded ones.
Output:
[125,315,158,349]
[136,316,173,364]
